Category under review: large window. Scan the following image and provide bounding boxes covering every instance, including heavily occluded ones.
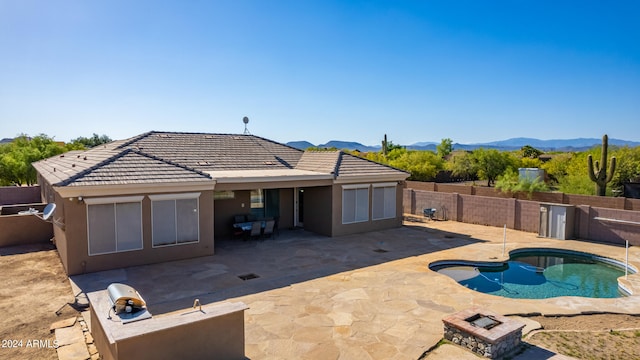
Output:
[342,185,369,224]
[150,193,200,247]
[86,196,143,256]
[372,183,396,220]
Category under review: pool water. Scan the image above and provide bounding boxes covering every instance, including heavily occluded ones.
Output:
[432,250,628,299]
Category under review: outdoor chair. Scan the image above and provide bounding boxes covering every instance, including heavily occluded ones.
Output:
[262,220,275,239]
[250,221,262,239]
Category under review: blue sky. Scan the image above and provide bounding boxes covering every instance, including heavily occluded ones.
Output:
[1,1,639,146]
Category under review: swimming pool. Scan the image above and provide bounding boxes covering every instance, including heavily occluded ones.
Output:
[430,248,636,299]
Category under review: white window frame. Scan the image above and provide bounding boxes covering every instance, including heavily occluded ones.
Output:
[85,196,144,256]
[342,184,370,224]
[372,182,397,220]
[150,192,201,248]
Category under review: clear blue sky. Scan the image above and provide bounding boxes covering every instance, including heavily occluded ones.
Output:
[1,1,639,146]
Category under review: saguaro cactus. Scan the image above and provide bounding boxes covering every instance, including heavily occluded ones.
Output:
[587,134,617,196]
[382,134,389,158]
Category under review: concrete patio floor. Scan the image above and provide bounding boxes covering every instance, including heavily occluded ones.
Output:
[71,220,640,360]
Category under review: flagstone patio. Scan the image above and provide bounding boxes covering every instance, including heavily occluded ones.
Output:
[70,220,640,359]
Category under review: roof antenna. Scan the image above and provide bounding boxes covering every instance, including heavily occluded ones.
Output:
[243,116,250,135]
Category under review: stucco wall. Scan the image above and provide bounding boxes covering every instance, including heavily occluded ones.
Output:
[330,183,404,237]
[302,186,333,236]
[213,190,252,239]
[0,212,53,247]
[61,191,215,275]
[89,291,247,360]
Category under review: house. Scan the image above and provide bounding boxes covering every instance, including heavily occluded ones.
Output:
[33,131,409,275]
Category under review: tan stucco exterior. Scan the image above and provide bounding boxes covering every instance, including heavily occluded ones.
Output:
[44,179,406,275]
[55,189,214,276]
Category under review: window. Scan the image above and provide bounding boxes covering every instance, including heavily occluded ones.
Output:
[214,190,235,200]
[342,185,369,224]
[150,193,200,247]
[250,189,264,209]
[372,183,396,220]
[86,196,143,256]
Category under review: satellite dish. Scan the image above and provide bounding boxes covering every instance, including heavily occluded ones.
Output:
[42,203,56,221]
[243,116,250,134]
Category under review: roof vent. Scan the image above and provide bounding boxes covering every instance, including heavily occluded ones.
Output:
[157,134,171,138]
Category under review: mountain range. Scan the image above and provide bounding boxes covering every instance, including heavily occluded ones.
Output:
[287,137,640,152]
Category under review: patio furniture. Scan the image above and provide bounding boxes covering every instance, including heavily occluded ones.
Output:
[250,221,262,239]
[423,208,436,220]
[262,220,275,239]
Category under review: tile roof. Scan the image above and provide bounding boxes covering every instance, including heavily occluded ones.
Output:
[33,131,408,187]
[115,132,302,171]
[334,152,409,179]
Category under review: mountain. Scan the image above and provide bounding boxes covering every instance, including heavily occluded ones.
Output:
[473,137,640,151]
[287,137,640,152]
[286,141,315,150]
[287,140,380,152]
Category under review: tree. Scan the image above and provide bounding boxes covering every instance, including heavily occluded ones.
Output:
[520,145,543,159]
[387,149,443,181]
[472,148,513,186]
[436,138,453,158]
[69,133,112,148]
[446,151,477,181]
[611,146,640,191]
[495,168,548,198]
[0,134,65,185]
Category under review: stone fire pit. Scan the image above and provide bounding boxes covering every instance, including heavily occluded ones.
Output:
[442,307,525,359]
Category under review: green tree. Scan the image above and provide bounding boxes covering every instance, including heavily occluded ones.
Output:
[540,152,572,186]
[436,138,453,158]
[495,168,548,198]
[472,148,513,186]
[446,151,477,181]
[520,145,543,159]
[387,149,443,181]
[0,134,65,185]
[69,133,112,148]
[611,146,640,191]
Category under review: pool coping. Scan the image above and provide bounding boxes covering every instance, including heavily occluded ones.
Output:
[429,246,639,298]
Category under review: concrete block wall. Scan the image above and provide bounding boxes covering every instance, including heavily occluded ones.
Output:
[0,186,41,205]
[584,207,640,246]
[515,200,540,233]
[405,189,640,246]
[459,194,513,228]
[565,193,626,210]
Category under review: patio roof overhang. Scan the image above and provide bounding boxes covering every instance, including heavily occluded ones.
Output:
[55,181,217,198]
[204,169,335,184]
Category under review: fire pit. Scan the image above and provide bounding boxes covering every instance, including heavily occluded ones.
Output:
[442,307,525,359]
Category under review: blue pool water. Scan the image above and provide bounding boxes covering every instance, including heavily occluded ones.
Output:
[431,249,629,299]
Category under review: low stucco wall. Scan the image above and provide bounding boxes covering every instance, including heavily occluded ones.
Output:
[0,204,53,247]
[89,290,247,360]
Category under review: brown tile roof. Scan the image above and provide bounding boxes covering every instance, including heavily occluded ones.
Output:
[335,152,409,179]
[295,151,340,174]
[115,132,302,171]
[33,131,408,187]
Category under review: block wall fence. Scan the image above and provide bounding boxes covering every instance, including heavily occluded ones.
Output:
[404,183,640,246]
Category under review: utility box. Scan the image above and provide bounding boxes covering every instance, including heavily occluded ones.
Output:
[539,203,574,240]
